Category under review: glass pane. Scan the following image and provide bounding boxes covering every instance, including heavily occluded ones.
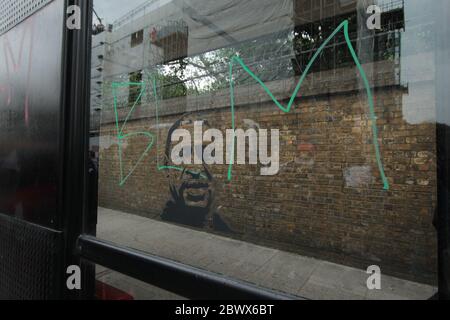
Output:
[0,0,65,228]
[90,0,449,299]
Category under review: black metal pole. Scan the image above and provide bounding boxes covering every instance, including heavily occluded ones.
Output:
[435,0,450,301]
[60,0,94,300]
[78,235,300,301]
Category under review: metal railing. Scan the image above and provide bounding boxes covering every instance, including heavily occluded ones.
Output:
[78,235,300,300]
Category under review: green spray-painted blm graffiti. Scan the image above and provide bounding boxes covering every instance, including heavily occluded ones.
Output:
[111,20,390,190]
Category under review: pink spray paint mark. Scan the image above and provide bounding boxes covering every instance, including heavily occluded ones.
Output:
[2,18,35,127]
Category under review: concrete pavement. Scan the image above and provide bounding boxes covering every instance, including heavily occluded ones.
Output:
[96,207,437,300]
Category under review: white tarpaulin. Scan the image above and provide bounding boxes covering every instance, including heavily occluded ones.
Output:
[180,0,294,55]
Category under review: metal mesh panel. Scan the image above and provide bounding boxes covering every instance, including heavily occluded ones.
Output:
[0,214,62,300]
[0,0,54,36]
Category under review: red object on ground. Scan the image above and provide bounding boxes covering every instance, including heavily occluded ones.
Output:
[96,281,135,300]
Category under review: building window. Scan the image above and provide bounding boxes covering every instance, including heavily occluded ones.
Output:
[128,71,143,105]
[130,29,143,48]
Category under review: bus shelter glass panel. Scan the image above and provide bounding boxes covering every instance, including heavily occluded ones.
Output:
[89,0,449,300]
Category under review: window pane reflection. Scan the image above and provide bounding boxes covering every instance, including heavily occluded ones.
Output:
[90,0,449,300]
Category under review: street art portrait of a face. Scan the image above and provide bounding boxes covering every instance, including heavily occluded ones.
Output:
[160,114,233,233]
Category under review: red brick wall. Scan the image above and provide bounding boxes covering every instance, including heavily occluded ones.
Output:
[98,63,438,284]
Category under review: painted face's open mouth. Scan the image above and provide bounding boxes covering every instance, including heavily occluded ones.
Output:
[186,190,207,202]
[182,181,210,208]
